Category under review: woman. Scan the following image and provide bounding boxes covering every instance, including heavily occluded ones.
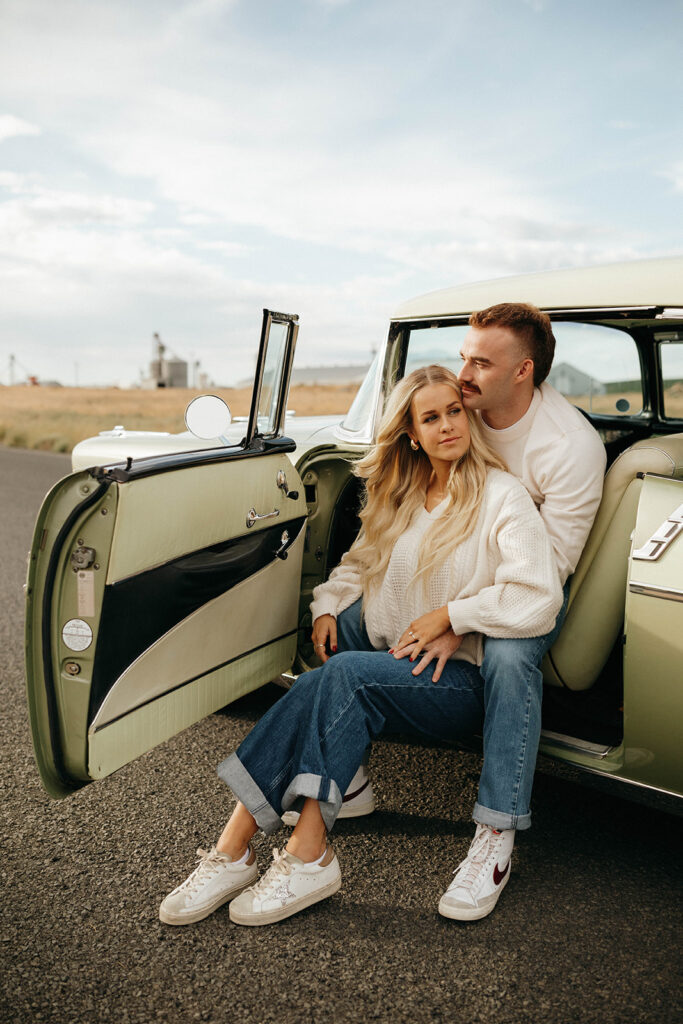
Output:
[159,365,562,927]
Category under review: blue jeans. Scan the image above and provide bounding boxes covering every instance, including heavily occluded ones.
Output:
[334,590,569,831]
[475,581,570,831]
[217,640,486,834]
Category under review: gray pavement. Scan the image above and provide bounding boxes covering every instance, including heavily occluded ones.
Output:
[1,445,682,1024]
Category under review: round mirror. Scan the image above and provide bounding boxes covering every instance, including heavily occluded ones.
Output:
[185,395,232,439]
[615,397,631,413]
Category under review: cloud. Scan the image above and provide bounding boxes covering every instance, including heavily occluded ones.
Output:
[663,162,683,192]
[0,114,41,143]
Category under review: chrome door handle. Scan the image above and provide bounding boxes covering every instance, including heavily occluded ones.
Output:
[246,507,280,529]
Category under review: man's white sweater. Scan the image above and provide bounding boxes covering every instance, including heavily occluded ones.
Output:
[478,383,606,584]
[310,469,563,666]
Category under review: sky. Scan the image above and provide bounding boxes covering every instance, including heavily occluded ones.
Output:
[1,0,682,387]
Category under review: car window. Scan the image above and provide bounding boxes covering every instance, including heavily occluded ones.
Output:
[549,322,642,417]
[659,332,683,420]
[404,320,642,417]
[257,321,288,436]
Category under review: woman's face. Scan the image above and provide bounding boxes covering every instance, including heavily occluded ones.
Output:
[409,382,471,468]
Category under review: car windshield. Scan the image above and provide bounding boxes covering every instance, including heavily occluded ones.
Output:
[404,320,643,417]
[341,351,381,434]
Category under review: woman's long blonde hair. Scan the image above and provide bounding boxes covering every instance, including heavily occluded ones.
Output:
[348,364,507,597]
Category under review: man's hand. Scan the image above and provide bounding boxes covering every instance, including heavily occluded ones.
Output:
[311,614,337,663]
[395,607,452,661]
[393,627,463,682]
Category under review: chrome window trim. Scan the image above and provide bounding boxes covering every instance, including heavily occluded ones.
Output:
[391,306,659,324]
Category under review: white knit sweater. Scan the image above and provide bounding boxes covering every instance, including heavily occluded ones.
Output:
[310,468,563,666]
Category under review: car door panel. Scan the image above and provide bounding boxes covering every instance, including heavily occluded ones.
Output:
[88,524,305,779]
[26,449,307,798]
[624,473,683,795]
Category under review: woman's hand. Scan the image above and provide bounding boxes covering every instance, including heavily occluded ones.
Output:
[394,607,453,663]
[311,614,337,663]
[393,629,464,682]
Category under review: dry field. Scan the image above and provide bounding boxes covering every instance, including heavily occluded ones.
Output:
[2,384,681,455]
[0,383,360,453]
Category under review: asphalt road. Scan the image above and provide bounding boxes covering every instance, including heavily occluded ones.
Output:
[1,445,682,1024]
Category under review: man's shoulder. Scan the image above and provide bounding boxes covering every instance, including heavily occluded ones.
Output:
[534,383,603,447]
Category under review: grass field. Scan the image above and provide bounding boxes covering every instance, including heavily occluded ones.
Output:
[0,384,360,453]
[2,383,681,454]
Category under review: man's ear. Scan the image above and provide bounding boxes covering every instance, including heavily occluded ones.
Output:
[516,358,534,383]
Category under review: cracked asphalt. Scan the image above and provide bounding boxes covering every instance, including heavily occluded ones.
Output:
[1,446,682,1024]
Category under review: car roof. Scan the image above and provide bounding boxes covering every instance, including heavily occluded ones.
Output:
[392,255,683,321]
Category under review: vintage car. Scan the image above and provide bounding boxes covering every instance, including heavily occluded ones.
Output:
[25,257,683,810]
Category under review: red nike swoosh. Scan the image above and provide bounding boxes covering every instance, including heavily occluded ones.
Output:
[493,861,510,885]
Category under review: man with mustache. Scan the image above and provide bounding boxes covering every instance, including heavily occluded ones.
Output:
[349,302,607,920]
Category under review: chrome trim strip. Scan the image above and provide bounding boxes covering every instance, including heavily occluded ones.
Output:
[390,306,658,324]
[540,729,614,759]
[632,501,683,561]
[629,581,683,603]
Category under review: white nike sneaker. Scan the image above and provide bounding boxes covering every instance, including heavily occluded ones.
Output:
[229,846,342,926]
[438,823,515,921]
[281,765,375,826]
[159,846,259,925]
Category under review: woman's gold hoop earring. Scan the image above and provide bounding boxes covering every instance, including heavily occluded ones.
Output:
[410,439,419,451]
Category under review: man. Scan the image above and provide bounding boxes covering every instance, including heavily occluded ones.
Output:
[330,302,606,921]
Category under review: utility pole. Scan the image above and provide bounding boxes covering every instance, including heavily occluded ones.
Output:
[9,353,15,386]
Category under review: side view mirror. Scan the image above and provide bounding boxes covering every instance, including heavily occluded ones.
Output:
[185,395,232,443]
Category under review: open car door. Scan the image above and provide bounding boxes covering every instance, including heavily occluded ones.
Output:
[25,311,308,798]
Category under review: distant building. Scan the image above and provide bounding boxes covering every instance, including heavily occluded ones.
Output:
[547,362,605,396]
[142,333,188,388]
[290,364,370,386]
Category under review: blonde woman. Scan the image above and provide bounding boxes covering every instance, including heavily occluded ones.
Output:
[160,366,562,927]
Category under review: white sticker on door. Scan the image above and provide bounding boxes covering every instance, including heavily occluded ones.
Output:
[77,569,95,619]
[62,618,93,652]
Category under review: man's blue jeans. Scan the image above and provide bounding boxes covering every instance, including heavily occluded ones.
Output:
[217,642,486,834]
[475,581,570,830]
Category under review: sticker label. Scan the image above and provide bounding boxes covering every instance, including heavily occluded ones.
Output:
[77,570,95,619]
[62,618,93,652]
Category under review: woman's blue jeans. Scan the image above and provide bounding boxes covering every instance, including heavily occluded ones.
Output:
[217,612,486,833]
[218,589,568,834]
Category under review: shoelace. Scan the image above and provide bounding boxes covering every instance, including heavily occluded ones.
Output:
[248,848,293,897]
[180,847,230,895]
[452,827,496,889]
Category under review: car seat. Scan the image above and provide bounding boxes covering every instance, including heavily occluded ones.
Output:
[543,433,683,690]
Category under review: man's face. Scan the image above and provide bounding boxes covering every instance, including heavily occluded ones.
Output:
[458,325,528,416]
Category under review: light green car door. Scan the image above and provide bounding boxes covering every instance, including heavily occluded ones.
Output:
[26,311,308,799]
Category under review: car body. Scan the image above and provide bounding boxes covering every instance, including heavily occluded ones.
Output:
[26,260,683,809]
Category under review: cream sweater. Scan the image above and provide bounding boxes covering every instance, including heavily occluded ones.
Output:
[479,384,606,584]
[310,468,563,666]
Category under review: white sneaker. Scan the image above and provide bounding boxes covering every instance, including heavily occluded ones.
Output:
[438,824,515,921]
[229,846,342,926]
[159,846,259,925]
[281,765,375,826]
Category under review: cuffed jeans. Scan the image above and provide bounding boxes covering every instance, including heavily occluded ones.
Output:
[217,643,486,834]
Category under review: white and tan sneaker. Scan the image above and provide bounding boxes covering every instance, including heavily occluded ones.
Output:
[282,765,375,826]
[159,846,259,925]
[229,846,341,926]
[438,823,515,921]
